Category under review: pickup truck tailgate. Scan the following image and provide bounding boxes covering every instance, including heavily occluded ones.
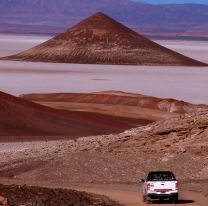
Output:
[147,181,178,193]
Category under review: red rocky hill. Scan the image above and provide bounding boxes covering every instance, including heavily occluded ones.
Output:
[0,91,148,138]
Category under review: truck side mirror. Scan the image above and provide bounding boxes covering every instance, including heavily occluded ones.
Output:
[140,179,145,183]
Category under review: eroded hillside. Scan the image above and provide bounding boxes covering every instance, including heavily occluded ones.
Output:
[0,111,207,187]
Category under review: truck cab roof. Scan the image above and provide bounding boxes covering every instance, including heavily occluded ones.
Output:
[147,171,176,181]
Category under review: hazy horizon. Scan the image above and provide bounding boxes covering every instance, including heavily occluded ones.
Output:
[136,0,208,4]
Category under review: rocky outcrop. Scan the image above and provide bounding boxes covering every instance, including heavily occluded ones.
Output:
[0,185,123,206]
[0,195,8,206]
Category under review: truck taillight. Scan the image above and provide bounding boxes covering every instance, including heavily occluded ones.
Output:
[147,183,151,191]
[176,181,178,190]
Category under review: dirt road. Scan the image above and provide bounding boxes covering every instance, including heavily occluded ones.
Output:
[68,184,207,206]
[0,178,207,206]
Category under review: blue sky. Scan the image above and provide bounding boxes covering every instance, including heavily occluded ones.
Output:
[135,0,208,4]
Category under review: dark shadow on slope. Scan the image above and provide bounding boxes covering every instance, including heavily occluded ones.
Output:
[151,199,194,204]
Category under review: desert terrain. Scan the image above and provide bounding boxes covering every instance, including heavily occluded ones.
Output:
[158,40,208,64]
[20,91,207,121]
[0,110,208,205]
[0,34,208,104]
[1,13,206,66]
[0,91,150,138]
[0,184,123,206]
[0,22,208,206]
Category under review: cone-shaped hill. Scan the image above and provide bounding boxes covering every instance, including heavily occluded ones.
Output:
[2,12,207,66]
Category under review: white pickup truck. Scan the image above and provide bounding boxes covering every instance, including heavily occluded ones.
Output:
[141,171,178,203]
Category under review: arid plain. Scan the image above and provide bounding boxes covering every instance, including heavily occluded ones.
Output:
[0,34,208,103]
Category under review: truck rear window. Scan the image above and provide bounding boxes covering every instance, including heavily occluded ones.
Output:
[147,172,176,181]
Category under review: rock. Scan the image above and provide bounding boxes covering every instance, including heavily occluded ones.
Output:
[0,195,8,206]
[179,148,186,153]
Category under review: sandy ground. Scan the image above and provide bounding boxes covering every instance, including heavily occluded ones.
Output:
[1,61,208,104]
[67,184,208,206]
[0,34,49,57]
[157,40,208,64]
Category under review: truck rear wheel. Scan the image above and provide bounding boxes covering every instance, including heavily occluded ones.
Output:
[142,195,147,202]
[170,195,178,204]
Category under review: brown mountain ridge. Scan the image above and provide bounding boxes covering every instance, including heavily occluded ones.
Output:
[0,91,149,138]
[1,12,207,66]
[21,91,207,122]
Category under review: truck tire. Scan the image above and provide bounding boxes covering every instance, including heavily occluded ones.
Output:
[142,195,146,202]
[170,195,178,204]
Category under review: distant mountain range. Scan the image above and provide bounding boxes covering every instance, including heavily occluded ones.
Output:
[0,0,208,37]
